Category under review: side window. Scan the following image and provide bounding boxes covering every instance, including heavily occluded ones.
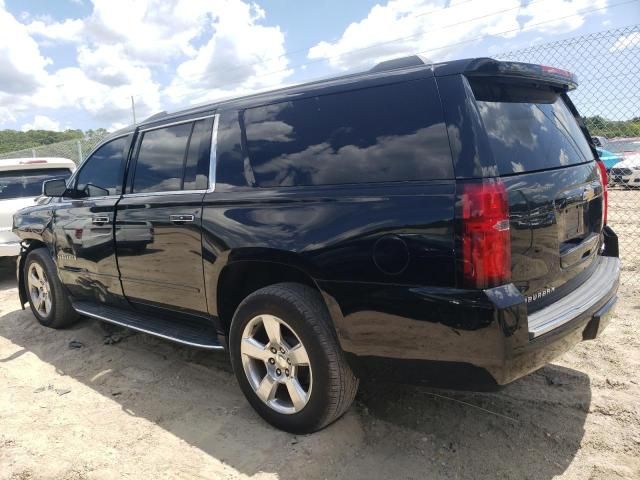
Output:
[243,78,453,187]
[76,136,129,197]
[132,118,212,193]
[184,117,213,190]
[132,123,192,193]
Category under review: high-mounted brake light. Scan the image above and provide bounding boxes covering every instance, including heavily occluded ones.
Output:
[465,60,578,91]
[460,179,511,289]
[596,160,608,226]
[19,159,47,164]
[540,65,572,78]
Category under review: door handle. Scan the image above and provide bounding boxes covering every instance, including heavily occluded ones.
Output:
[92,216,110,225]
[170,214,195,224]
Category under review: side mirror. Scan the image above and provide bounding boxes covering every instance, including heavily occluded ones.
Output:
[42,178,68,197]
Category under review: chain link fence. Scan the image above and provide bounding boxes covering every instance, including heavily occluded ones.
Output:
[0,134,108,164]
[498,24,640,282]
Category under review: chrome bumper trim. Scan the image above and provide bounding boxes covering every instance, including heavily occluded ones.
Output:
[528,256,620,339]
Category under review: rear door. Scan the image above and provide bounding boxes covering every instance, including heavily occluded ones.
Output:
[53,136,131,305]
[115,115,214,316]
[468,77,603,311]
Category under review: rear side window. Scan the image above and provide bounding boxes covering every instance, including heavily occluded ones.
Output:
[184,117,213,190]
[243,78,452,187]
[133,123,192,193]
[471,80,594,175]
[132,118,212,193]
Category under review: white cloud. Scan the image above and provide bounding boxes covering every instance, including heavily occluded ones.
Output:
[0,0,290,129]
[307,0,608,71]
[610,31,640,52]
[27,18,84,43]
[519,0,607,33]
[165,0,291,104]
[30,66,162,130]
[77,44,152,87]
[21,115,61,131]
[0,7,50,95]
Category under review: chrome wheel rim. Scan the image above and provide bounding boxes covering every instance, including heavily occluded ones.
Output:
[240,314,312,415]
[28,263,52,318]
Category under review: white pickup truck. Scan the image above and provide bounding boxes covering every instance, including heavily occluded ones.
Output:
[0,157,75,256]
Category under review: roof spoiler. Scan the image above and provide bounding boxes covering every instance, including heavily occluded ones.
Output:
[463,58,578,91]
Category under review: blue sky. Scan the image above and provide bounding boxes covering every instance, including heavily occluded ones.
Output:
[0,0,638,132]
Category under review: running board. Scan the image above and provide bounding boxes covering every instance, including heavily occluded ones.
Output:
[72,301,224,350]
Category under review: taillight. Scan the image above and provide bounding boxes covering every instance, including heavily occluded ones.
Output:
[460,179,511,289]
[596,160,608,226]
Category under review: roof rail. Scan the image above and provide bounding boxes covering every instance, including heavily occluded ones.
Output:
[142,111,169,124]
[369,55,432,73]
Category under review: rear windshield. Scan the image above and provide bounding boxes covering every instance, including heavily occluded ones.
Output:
[0,168,72,200]
[471,80,594,175]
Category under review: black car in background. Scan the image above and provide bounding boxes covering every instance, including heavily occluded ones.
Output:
[13,56,620,433]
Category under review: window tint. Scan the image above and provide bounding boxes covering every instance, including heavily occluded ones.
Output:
[474,92,594,175]
[244,78,453,187]
[184,117,213,190]
[132,119,213,193]
[0,168,72,200]
[76,136,128,197]
[133,123,193,193]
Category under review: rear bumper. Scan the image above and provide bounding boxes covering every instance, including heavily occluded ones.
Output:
[320,254,620,389]
[497,255,619,385]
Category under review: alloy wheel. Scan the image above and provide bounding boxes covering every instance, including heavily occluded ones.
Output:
[28,262,52,317]
[240,314,312,415]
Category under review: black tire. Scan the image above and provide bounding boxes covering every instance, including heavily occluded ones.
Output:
[24,248,79,329]
[229,283,358,433]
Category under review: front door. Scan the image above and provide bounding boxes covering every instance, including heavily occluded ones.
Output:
[53,135,131,306]
[115,115,214,315]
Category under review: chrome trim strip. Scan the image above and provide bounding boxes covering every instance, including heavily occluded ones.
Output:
[528,256,620,339]
[560,233,600,268]
[207,113,220,193]
[139,114,216,133]
[122,189,206,198]
[74,307,224,350]
[57,194,122,205]
[561,233,599,258]
[170,214,195,223]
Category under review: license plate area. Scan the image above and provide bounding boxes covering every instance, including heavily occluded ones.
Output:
[559,203,585,243]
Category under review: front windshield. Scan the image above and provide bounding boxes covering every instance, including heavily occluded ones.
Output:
[0,168,72,200]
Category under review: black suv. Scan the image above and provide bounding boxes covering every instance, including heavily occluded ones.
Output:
[13,56,620,433]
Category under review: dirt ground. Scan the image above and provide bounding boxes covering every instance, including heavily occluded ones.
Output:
[1,248,639,479]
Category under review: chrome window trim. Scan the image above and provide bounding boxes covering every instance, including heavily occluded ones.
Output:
[122,189,207,199]
[138,113,216,133]
[207,113,220,193]
[57,194,122,205]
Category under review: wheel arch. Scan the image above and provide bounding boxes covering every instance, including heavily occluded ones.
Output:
[214,256,343,344]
